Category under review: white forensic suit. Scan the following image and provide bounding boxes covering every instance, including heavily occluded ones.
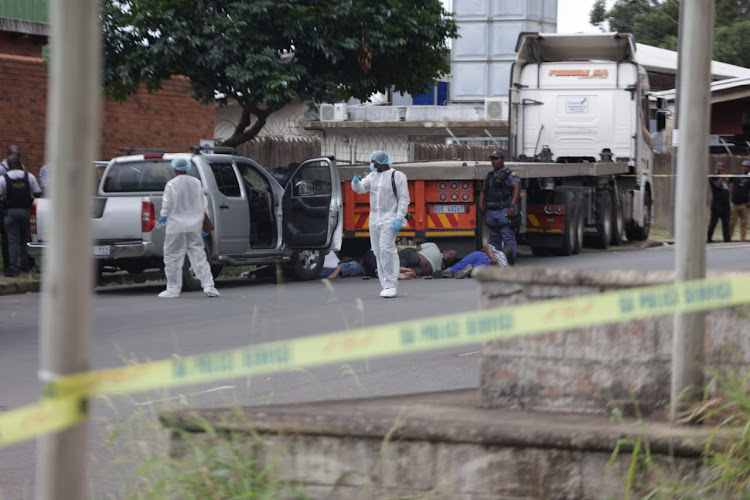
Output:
[160,174,215,294]
[352,168,410,293]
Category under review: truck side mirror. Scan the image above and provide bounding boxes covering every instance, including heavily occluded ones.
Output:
[656,111,667,132]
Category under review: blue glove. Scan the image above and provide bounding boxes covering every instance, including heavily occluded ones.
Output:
[202,231,210,237]
[352,174,361,185]
[158,216,168,224]
[392,218,403,233]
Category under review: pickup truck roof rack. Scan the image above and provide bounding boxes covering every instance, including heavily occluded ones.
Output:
[119,147,168,155]
[188,145,239,156]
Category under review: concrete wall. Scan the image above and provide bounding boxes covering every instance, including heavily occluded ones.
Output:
[161,266,742,499]
[476,267,747,416]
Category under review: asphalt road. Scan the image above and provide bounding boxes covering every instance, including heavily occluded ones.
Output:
[2,241,750,498]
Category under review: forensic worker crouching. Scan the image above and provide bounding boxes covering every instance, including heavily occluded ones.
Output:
[478,150,521,264]
[351,151,410,298]
[157,158,220,298]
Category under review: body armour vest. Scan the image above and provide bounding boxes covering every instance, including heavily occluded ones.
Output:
[3,173,33,209]
[484,169,512,204]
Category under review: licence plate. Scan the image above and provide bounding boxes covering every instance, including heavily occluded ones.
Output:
[433,205,466,214]
[93,245,111,257]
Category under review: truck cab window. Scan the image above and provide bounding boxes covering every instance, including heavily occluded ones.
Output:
[209,161,241,197]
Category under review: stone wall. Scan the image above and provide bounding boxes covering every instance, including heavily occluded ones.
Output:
[162,390,708,500]
[161,267,740,498]
[476,267,747,416]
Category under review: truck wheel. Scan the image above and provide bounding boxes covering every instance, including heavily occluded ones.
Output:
[560,191,578,256]
[610,190,625,245]
[181,238,214,292]
[573,194,584,255]
[289,249,324,281]
[593,192,612,249]
[531,246,554,257]
[625,190,652,241]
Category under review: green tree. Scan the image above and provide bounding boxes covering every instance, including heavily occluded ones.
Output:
[101,0,458,147]
[589,0,750,69]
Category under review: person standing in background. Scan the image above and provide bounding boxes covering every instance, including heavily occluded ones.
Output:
[351,151,409,298]
[708,162,731,243]
[0,155,41,276]
[729,160,750,242]
[157,158,220,298]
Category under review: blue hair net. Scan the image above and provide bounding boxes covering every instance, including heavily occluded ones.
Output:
[171,158,190,172]
[370,150,392,165]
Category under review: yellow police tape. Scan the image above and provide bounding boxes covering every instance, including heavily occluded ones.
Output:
[1,272,748,449]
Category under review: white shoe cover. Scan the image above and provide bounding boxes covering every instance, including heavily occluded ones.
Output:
[204,287,220,297]
[380,287,397,298]
[158,289,180,298]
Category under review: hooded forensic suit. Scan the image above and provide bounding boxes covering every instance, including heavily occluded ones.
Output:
[160,170,216,297]
[352,167,410,294]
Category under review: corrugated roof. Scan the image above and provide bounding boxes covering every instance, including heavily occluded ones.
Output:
[637,43,750,80]
[0,0,47,24]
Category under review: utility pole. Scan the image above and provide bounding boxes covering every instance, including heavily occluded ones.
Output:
[671,0,715,422]
[35,0,101,498]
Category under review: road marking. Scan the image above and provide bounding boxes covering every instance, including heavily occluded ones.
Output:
[132,385,235,406]
[457,351,479,357]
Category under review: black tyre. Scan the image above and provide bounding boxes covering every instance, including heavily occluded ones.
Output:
[559,191,578,256]
[625,190,652,241]
[531,246,554,257]
[289,249,324,281]
[573,194,585,255]
[593,192,612,249]
[181,238,214,292]
[611,190,625,245]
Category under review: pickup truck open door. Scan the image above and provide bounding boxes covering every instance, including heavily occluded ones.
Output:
[283,157,342,249]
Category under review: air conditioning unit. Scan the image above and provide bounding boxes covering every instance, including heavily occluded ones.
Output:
[484,97,509,121]
[320,103,347,122]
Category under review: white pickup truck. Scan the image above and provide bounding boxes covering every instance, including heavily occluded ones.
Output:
[28,146,343,289]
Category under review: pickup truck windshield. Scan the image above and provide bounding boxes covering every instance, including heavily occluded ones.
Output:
[102,160,200,193]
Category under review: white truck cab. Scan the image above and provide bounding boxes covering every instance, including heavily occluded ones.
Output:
[507,32,655,252]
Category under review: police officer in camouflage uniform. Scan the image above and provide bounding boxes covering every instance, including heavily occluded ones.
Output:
[479,150,521,264]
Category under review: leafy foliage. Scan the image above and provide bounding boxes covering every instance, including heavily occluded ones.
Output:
[101,0,458,147]
[589,0,750,69]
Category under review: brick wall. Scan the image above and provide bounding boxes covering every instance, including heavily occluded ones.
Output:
[0,33,214,178]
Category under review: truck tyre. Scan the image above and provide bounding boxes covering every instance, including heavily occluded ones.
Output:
[593,192,612,249]
[625,190,651,241]
[560,191,578,256]
[289,249,324,281]
[573,194,584,255]
[610,190,625,245]
[181,238,217,291]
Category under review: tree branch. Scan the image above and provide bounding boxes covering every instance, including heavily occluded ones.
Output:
[222,104,273,148]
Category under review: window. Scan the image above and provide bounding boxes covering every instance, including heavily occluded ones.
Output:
[235,162,270,191]
[209,160,241,197]
[291,161,332,197]
[102,160,187,193]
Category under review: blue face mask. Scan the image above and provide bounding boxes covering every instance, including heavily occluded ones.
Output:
[370,163,377,172]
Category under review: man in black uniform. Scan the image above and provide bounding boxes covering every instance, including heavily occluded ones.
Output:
[707,162,731,243]
[729,160,750,242]
[0,155,41,276]
[478,150,521,263]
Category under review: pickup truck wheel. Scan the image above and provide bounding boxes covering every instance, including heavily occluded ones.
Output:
[289,249,324,281]
[181,238,214,292]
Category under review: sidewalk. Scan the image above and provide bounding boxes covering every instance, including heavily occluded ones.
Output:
[0,270,166,296]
